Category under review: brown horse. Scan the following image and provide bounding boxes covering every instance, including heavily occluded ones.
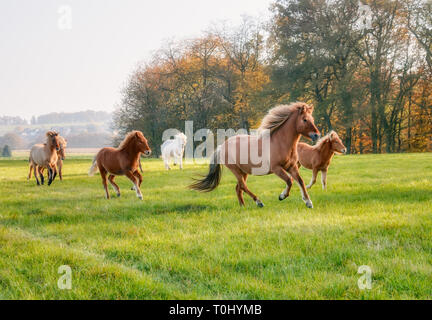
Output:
[297,131,347,190]
[28,135,67,181]
[190,102,320,208]
[88,131,151,199]
[28,131,61,186]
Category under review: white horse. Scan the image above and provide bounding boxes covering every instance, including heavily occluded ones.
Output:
[161,133,187,170]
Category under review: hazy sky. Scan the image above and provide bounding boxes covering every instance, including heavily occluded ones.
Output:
[0,0,273,120]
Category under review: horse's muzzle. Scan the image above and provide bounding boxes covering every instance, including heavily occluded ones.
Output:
[310,133,320,142]
[144,150,152,156]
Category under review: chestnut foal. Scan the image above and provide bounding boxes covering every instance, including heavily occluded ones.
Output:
[297,131,347,190]
[88,131,151,199]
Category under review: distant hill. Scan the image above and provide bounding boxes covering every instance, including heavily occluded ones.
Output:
[0,110,114,149]
[32,110,112,125]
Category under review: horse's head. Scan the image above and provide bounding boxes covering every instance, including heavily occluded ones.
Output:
[176,133,187,149]
[46,131,61,152]
[135,131,152,156]
[296,104,320,142]
[328,131,347,154]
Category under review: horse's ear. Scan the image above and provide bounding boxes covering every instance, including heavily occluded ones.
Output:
[298,105,306,115]
[329,132,335,141]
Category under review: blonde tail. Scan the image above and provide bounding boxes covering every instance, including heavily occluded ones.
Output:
[88,157,98,176]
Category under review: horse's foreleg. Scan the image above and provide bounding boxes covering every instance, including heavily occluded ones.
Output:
[126,171,142,200]
[133,171,143,188]
[321,169,328,190]
[288,166,313,209]
[47,167,52,186]
[51,166,57,183]
[307,169,318,189]
[139,158,143,173]
[108,175,121,197]
[274,166,293,201]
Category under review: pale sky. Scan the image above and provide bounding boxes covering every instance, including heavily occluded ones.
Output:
[0,0,273,120]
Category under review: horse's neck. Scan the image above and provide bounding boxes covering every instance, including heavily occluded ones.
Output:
[45,140,56,153]
[320,140,334,161]
[123,142,141,162]
[272,116,301,154]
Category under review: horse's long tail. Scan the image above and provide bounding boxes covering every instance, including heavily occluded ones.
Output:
[189,149,222,192]
[88,157,98,176]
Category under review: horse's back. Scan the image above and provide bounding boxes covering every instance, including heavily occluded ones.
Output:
[161,140,174,153]
[29,144,46,165]
[297,142,316,169]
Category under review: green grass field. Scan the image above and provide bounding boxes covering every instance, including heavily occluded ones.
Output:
[0,153,431,300]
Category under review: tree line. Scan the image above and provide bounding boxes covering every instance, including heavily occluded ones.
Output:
[114,0,432,155]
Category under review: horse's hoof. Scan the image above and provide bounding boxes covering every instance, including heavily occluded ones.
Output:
[117,193,121,198]
[256,200,264,208]
[305,200,313,209]
[279,194,287,201]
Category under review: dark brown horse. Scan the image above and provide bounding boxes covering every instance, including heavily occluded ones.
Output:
[190,102,320,209]
[89,131,151,199]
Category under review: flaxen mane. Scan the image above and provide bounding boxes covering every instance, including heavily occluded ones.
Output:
[118,131,141,150]
[313,131,336,150]
[259,102,314,135]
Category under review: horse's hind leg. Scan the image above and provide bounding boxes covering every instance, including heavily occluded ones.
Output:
[108,175,121,197]
[99,168,110,199]
[228,166,263,208]
[34,165,40,186]
[236,183,245,206]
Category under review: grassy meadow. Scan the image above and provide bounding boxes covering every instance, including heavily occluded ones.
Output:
[0,153,431,299]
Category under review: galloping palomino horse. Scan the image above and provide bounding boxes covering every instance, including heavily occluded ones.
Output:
[88,131,152,200]
[28,131,61,186]
[297,131,347,190]
[190,102,320,208]
[161,132,187,170]
[28,135,67,181]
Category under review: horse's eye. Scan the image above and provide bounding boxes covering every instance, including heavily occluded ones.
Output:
[303,119,307,123]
